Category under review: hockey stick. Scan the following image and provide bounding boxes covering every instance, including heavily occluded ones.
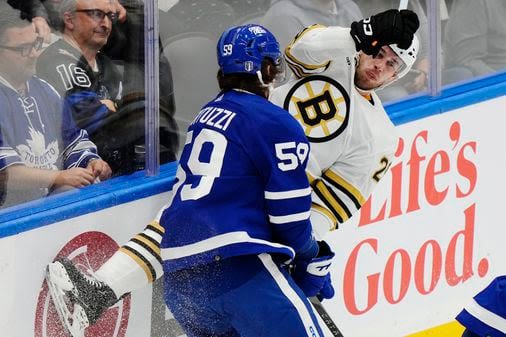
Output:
[310,297,345,337]
[399,0,409,10]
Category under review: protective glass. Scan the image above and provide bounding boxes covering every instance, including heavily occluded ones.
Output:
[75,9,118,23]
[0,36,44,56]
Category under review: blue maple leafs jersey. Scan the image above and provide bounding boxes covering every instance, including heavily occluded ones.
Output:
[0,76,100,205]
[456,275,506,337]
[160,90,315,272]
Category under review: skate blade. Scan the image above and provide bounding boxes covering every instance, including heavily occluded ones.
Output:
[46,263,89,337]
[47,262,74,291]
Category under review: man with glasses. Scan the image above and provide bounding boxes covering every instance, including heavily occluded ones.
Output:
[35,0,127,175]
[0,4,111,207]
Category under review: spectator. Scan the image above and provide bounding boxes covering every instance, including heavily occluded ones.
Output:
[443,0,506,84]
[36,0,130,175]
[40,0,125,40]
[261,0,363,54]
[0,4,111,208]
[354,0,429,101]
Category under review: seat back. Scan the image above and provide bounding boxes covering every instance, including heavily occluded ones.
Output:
[162,33,219,145]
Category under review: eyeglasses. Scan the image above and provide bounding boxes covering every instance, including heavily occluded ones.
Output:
[0,37,44,56]
[75,8,118,23]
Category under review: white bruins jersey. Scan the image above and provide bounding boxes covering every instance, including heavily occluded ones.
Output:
[270,25,398,235]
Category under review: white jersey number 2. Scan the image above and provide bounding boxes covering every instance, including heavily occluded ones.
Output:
[174,129,227,201]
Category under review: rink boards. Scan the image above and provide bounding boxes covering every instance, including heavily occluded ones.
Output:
[1,73,506,337]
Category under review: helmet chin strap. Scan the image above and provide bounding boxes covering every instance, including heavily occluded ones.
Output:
[257,70,274,98]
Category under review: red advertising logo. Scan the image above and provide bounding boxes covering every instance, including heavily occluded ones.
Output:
[34,232,131,337]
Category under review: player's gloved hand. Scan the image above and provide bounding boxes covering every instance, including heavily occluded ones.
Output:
[350,9,420,56]
[292,240,335,299]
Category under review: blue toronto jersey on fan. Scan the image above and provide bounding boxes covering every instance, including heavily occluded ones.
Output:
[0,76,100,206]
[160,89,314,272]
[0,77,99,170]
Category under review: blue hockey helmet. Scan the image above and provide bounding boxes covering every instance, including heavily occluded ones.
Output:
[217,24,283,76]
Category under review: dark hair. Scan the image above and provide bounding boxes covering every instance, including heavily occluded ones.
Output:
[217,59,279,97]
[0,4,31,43]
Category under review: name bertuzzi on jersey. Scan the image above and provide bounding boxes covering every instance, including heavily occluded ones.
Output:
[283,75,350,143]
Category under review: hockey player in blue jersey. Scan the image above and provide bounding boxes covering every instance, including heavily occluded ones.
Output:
[456,275,506,337]
[159,24,336,337]
[46,24,335,337]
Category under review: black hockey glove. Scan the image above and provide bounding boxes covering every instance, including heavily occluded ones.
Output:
[292,241,335,299]
[350,9,420,56]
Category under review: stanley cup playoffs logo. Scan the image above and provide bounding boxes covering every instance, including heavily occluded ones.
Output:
[34,232,131,337]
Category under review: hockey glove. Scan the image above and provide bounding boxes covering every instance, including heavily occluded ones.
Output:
[350,9,420,56]
[292,240,335,299]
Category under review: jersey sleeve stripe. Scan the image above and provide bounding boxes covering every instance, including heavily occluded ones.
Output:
[284,24,331,75]
[463,299,506,333]
[144,228,163,243]
[311,202,338,230]
[161,231,295,260]
[312,179,352,223]
[135,233,162,259]
[119,246,156,283]
[269,210,311,224]
[147,221,165,236]
[126,240,162,265]
[285,58,310,78]
[0,148,20,155]
[265,187,311,200]
[322,169,366,209]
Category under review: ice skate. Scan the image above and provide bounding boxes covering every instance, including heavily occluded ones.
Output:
[45,259,118,337]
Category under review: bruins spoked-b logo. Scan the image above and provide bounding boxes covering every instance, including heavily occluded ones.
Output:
[283,75,350,143]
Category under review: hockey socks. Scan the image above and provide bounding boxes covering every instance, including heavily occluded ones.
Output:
[95,221,165,298]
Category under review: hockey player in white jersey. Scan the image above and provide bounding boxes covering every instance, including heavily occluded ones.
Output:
[270,8,420,236]
[45,9,420,336]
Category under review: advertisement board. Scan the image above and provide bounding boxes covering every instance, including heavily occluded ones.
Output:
[1,95,506,337]
[0,193,171,337]
[322,96,506,336]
